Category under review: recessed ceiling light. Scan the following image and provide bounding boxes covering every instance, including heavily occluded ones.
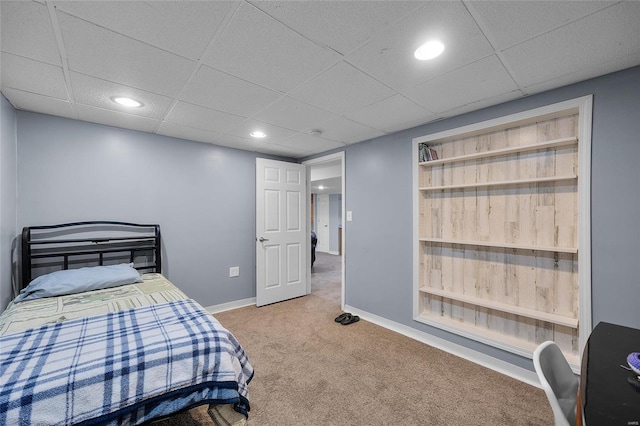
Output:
[112,96,142,108]
[250,131,267,139]
[414,40,444,61]
[318,185,325,190]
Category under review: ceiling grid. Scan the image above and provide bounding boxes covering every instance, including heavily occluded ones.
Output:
[1,0,638,158]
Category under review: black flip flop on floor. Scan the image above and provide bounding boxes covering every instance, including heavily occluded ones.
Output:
[334,312,350,323]
[340,314,360,325]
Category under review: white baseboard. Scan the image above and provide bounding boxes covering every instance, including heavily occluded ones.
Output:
[205,297,256,315]
[344,304,541,388]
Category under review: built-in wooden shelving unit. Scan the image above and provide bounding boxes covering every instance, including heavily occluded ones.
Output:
[413,97,592,370]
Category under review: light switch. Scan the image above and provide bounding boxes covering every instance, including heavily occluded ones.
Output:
[346,211,353,221]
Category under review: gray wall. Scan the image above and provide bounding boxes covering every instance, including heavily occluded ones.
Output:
[15,112,289,308]
[0,94,17,311]
[339,66,640,370]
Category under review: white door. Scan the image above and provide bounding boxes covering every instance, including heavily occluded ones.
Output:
[316,194,330,253]
[256,158,308,307]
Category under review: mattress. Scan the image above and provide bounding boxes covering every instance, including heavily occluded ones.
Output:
[0,273,187,336]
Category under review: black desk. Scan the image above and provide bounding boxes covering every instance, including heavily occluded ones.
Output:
[581,322,640,425]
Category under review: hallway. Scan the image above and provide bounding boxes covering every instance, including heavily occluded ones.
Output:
[310,252,341,305]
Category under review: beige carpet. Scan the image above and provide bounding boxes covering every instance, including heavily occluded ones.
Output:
[157,253,553,425]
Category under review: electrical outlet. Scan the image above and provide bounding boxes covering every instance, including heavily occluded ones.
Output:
[229,266,239,277]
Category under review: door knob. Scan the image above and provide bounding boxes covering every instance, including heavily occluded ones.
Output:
[259,237,269,242]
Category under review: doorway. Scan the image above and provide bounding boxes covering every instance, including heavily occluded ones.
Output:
[304,152,345,310]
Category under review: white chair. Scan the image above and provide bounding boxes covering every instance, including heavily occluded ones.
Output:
[533,341,579,426]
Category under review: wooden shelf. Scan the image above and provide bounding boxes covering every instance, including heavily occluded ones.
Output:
[419,237,578,254]
[419,174,577,191]
[415,311,580,367]
[419,286,578,328]
[419,136,577,167]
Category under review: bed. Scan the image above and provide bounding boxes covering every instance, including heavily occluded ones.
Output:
[0,221,253,425]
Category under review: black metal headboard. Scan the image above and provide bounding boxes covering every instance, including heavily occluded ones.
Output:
[21,221,162,290]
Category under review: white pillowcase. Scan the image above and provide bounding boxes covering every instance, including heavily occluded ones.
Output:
[15,263,143,303]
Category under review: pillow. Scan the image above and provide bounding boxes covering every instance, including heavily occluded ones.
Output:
[15,263,143,303]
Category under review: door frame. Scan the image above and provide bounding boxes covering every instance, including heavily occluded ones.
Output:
[303,151,345,310]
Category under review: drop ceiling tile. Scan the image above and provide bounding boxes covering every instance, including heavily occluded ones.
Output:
[0,1,61,66]
[345,1,494,91]
[277,132,345,154]
[346,94,435,133]
[70,72,173,120]
[289,61,395,116]
[76,104,159,133]
[260,142,309,157]
[226,119,297,143]
[156,121,224,146]
[2,87,76,119]
[405,55,520,114]
[57,11,196,97]
[213,133,280,154]
[502,2,640,88]
[212,131,304,156]
[165,101,246,134]
[53,1,238,60]
[203,2,340,93]
[251,1,422,55]
[466,1,615,50]
[314,116,384,144]
[440,90,524,119]
[251,96,338,132]
[1,53,68,100]
[181,65,281,117]
[523,53,640,95]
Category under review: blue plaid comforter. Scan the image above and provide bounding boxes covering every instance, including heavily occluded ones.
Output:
[0,299,253,425]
